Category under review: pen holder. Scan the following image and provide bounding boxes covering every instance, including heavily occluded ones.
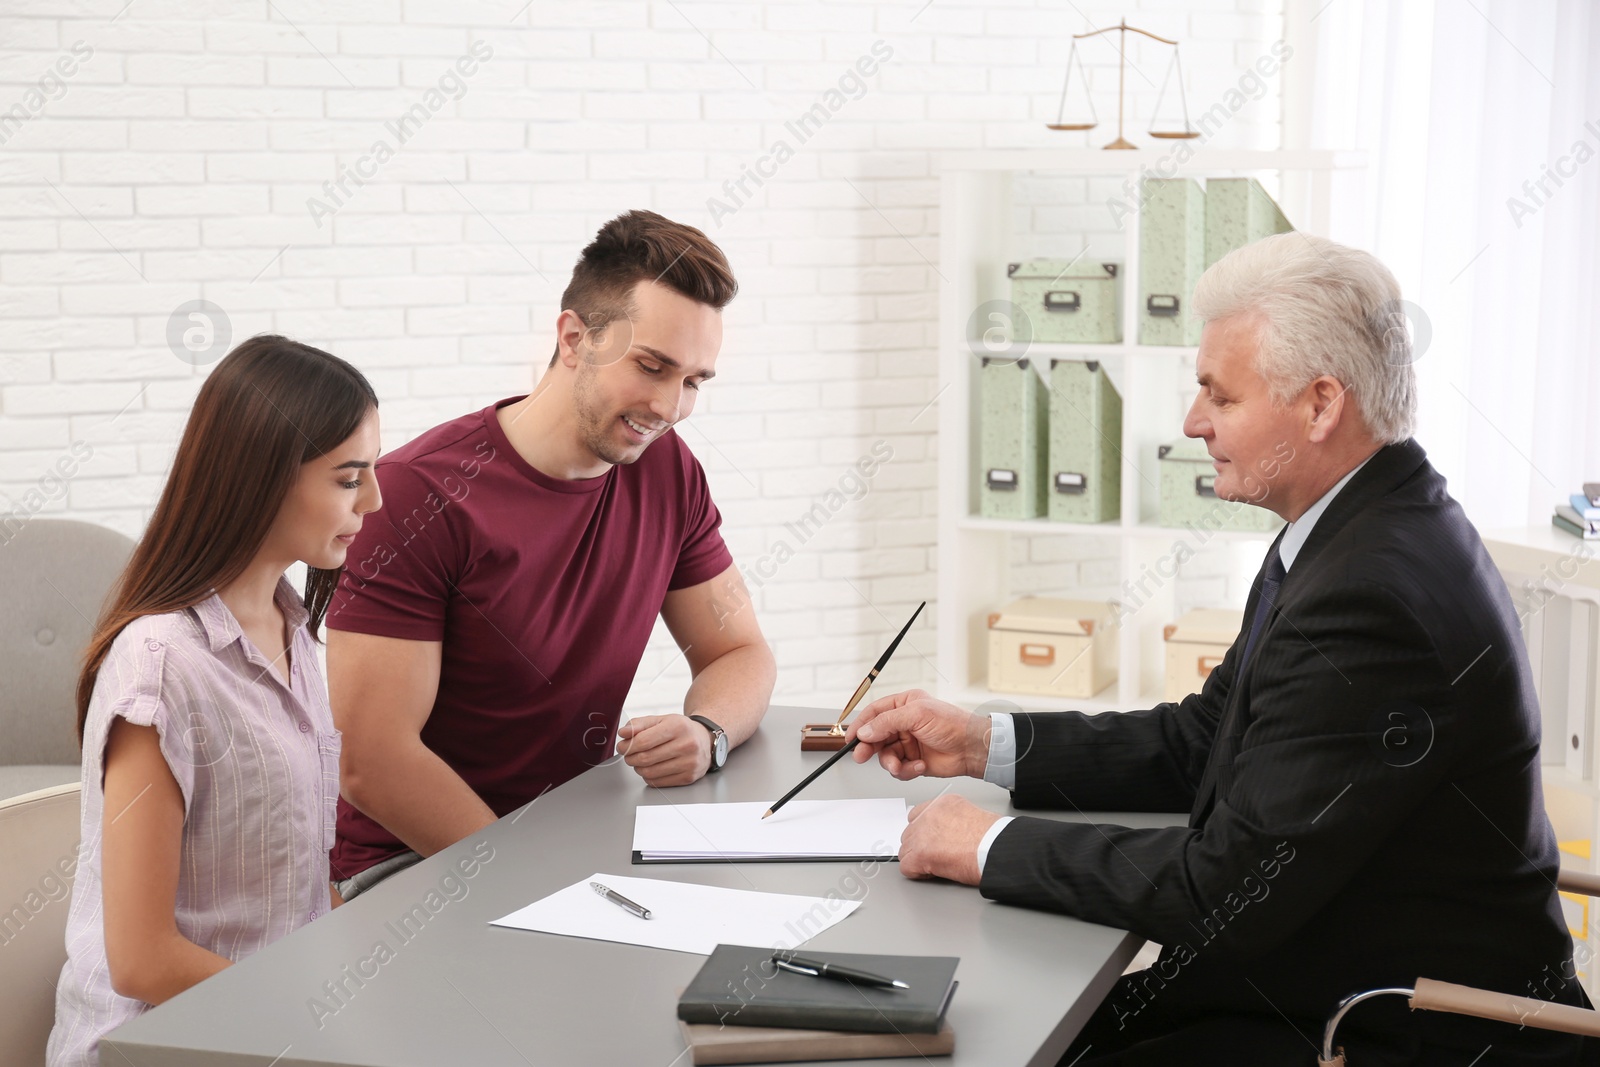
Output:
[800,724,850,752]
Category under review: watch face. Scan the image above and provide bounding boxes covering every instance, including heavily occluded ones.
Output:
[713,732,729,767]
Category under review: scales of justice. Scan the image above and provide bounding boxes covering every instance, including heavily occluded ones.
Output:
[1048,18,1201,149]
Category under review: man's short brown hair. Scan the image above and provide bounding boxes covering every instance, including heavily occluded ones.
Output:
[550,209,738,366]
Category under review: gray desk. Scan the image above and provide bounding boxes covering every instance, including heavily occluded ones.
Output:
[105,706,1182,1067]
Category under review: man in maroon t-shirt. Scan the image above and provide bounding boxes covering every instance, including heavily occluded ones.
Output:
[324,210,776,898]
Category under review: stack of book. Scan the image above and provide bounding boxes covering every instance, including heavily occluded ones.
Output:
[1554,484,1600,540]
[677,945,958,1064]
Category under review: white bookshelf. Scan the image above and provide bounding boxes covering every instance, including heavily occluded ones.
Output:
[934,148,1367,713]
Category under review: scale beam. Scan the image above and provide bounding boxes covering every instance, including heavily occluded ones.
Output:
[1048,18,1200,148]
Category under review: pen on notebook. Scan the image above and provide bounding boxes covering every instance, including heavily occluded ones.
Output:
[762,601,925,820]
[770,952,908,990]
[590,881,652,919]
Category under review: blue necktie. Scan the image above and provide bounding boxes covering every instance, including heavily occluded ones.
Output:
[1238,544,1286,675]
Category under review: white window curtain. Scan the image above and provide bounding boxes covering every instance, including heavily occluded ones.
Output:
[1286,0,1600,531]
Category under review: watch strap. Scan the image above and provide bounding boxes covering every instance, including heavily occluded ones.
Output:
[688,714,726,771]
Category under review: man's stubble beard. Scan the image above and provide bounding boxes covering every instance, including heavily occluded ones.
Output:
[572,360,638,467]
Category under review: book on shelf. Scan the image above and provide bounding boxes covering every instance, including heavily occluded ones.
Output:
[1571,494,1600,522]
[1554,504,1600,540]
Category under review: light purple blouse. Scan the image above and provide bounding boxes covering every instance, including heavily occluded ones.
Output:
[48,578,340,1067]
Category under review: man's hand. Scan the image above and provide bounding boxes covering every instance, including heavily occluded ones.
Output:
[846,689,992,781]
[899,795,1001,885]
[617,714,712,787]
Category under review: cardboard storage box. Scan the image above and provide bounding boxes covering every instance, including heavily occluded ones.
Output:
[1047,358,1121,524]
[977,356,1047,519]
[1008,260,1123,344]
[1163,608,1244,701]
[1138,178,1205,346]
[1156,438,1284,534]
[987,597,1116,699]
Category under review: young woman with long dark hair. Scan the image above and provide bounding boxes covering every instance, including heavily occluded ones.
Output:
[47,336,381,1067]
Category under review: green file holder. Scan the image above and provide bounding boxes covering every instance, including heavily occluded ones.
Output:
[977,356,1047,519]
[1047,359,1121,524]
[1139,178,1205,347]
[1157,438,1284,534]
[1204,177,1293,269]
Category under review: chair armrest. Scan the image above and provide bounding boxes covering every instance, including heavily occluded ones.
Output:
[1411,978,1600,1037]
[1558,866,1600,897]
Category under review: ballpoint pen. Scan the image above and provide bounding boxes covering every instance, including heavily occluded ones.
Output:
[763,600,925,819]
[590,880,652,919]
[770,952,909,990]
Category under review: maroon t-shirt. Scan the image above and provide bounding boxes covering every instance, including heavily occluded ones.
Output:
[326,396,733,879]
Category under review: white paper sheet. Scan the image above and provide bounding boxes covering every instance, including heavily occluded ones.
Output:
[632,799,908,862]
[488,873,861,955]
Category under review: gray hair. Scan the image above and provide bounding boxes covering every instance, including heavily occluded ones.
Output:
[1191,232,1417,444]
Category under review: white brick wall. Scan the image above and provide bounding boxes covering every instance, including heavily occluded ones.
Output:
[0,0,1284,714]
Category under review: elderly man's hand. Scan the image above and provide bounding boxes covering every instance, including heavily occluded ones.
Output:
[898,794,1002,885]
[846,689,993,781]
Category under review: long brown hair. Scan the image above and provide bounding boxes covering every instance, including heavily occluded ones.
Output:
[76,335,377,741]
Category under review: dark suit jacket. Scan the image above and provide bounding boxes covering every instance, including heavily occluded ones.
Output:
[981,439,1587,1059]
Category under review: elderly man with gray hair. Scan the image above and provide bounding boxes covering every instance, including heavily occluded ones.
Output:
[844,234,1590,1064]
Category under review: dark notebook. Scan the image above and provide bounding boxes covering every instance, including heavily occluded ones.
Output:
[677,944,959,1035]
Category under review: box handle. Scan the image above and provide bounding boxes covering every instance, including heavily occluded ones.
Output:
[987,469,1019,491]
[1195,474,1217,498]
[1054,471,1087,494]
[1020,643,1055,667]
[1198,655,1224,678]
[1043,290,1081,313]
[1147,294,1180,317]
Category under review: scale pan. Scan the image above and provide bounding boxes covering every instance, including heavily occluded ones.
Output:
[1046,123,1097,131]
[1149,130,1200,139]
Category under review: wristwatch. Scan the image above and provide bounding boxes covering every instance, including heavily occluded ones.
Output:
[688,714,728,773]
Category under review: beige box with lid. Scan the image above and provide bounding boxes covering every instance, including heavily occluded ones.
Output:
[986,597,1116,699]
[1162,608,1244,702]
